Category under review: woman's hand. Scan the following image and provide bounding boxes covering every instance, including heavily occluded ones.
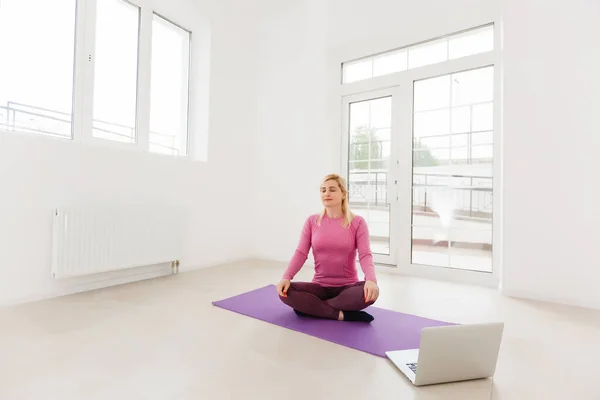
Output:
[277,279,291,297]
[364,280,379,303]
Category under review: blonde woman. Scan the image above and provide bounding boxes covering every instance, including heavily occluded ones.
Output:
[276,174,380,322]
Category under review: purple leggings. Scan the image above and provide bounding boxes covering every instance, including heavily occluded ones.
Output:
[279,281,375,320]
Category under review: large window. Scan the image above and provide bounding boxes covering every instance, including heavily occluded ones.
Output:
[92,0,141,143]
[342,24,493,84]
[0,0,194,158]
[149,14,191,157]
[0,0,77,138]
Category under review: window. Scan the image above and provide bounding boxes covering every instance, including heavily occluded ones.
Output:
[374,51,407,77]
[149,14,191,157]
[92,0,141,143]
[0,0,77,138]
[342,24,493,84]
[0,0,196,159]
[411,66,495,272]
[408,39,448,69]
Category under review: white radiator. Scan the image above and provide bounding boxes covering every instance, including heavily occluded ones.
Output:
[51,206,186,279]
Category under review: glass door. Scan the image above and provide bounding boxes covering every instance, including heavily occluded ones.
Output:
[409,66,495,273]
[342,66,496,276]
[342,87,400,265]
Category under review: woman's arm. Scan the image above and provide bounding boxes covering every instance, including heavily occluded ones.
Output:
[356,217,377,283]
[282,217,313,280]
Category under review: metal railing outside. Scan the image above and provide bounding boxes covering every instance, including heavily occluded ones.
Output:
[412,173,492,220]
[348,170,492,221]
[0,101,180,155]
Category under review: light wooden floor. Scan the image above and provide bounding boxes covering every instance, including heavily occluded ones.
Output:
[1,260,599,399]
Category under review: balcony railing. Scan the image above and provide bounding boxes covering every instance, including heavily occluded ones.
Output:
[348,170,492,221]
[0,101,179,155]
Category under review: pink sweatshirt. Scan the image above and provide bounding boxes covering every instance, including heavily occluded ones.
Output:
[282,214,377,287]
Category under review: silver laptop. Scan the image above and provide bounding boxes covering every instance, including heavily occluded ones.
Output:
[385,322,504,386]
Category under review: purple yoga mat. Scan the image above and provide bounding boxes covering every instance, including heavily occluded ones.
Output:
[212,284,455,358]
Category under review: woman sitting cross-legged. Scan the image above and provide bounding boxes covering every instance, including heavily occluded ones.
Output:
[276,173,380,323]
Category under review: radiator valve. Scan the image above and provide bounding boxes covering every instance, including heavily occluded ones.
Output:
[171,260,180,274]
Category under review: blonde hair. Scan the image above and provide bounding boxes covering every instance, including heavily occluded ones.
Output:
[317,173,354,228]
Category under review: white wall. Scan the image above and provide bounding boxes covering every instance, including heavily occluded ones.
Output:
[326,0,499,59]
[253,0,331,264]
[502,0,600,309]
[253,0,500,264]
[0,0,260,306]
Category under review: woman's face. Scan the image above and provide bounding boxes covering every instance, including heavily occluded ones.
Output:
[320,179,344,208]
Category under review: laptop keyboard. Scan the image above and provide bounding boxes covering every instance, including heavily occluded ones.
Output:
[406,363,418,374]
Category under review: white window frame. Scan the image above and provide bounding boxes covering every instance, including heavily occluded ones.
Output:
[341,86,401,266]
[341,23,494,84]
[148,11,193,158]
[335,21,503,288]
[80,0,193,157]
[78,0,142,151]
[0,0,195,159]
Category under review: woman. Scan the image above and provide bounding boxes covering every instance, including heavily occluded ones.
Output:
[276,173,380,322]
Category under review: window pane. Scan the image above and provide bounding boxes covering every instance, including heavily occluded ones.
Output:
[412,185,453,267]
[349,101,370,132]
[451,146,468,162]
[408,39,448,69]
[472,145,493,160]
[372,128,391,158]
[451,106,471,133]
[380,140,391,159]
[373,127,391,141]
[343,59,372,83]
[348,167,373,203]
[92,0,140,143]
[373,50,407,77]
[0,0,76,138]
[416,175,451,187]
[451,134,469,147]
[449,229,492,272]
[149,14,191,156]
[472,102,494,131]
[350,98,392,163]
[413,186,456,224]
[347,97,393,256]
[451,176,471,188]
[472,131,493,145]
[414,75,450,112]
[416,135,450,150]
[449,26,494,60]
[468,188,493,217]
[341,26,494,85]
[430,149,451,164]
[412,236,449,267]
[413,148,449,167]
[370,97,392,129]
[412,67,495,272]
[414,109,450,138]
[452,67,494,106]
